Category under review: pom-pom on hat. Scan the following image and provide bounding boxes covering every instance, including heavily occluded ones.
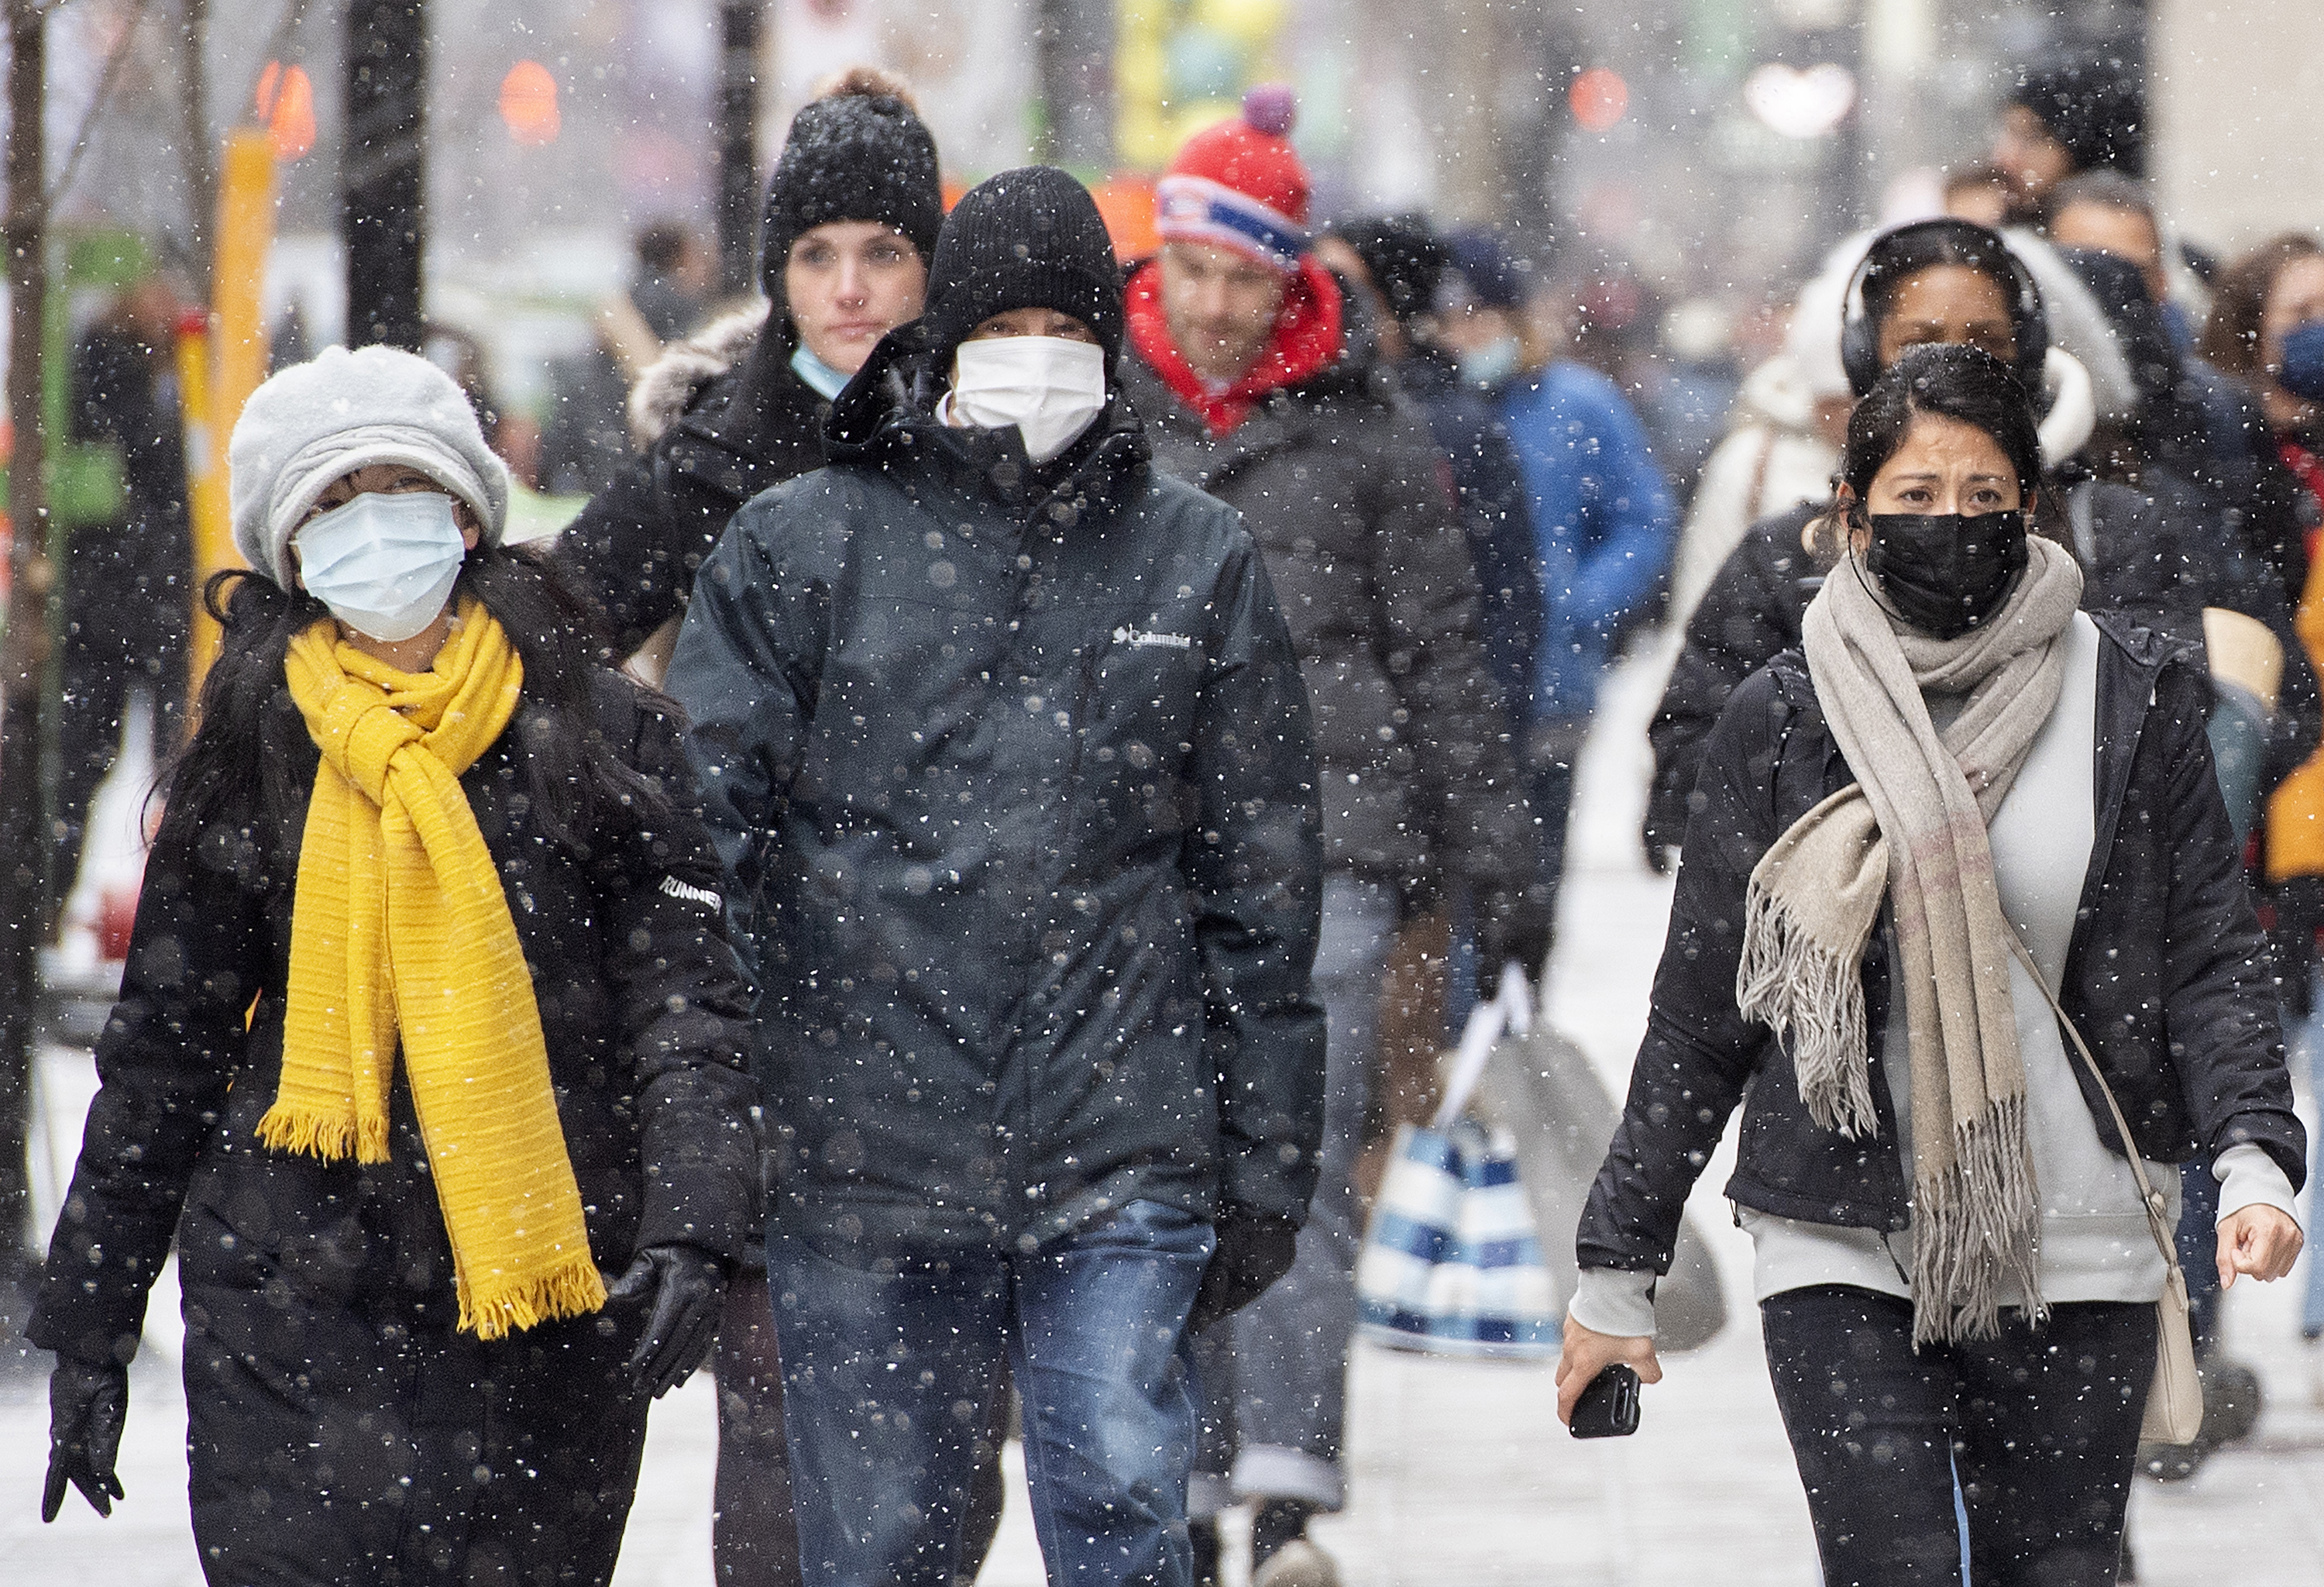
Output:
[760,67,944,302]
[229,345,511,591]
[1157,84,1312,274]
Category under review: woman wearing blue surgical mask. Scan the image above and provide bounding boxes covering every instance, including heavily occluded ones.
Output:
[1561,345,2305,1585]
[556,68,942,674]
[26,343,761,1587]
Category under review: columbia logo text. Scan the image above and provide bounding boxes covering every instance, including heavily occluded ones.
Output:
[1112,626,1195,651]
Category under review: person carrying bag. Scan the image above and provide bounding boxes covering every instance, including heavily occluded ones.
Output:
[1560,346,2305,1585]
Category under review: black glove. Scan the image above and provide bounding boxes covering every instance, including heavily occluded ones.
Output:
[43,1355,128,1522]
[1188,1213,1300,1335]
[1476,884,1556,999]
[607,1244,729,1399]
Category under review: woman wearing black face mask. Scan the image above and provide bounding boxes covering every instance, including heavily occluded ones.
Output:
[1559,346,2306,1585]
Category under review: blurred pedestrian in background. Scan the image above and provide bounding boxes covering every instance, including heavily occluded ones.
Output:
[1320,215,1542,728]
[1567,344,2305,1585]
[1991,53,2147,226]
[29,345,761,1585]
[559,70,939,684]
[539,219,717,497]
[1649,218,2174,857]
[556,67,952,1587]
[669,165,1325,1587]
[58,271,191,903]
[1119,90,1545,1587]
[2206,233,2324,1360]
[1449,229,1676,928]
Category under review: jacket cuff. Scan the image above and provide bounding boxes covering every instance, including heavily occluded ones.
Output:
[1567,1267,1657,1338]
[2213,1141,2303,1231]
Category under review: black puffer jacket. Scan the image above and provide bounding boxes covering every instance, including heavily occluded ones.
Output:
[1645,490,2323,855]
[1583,616,2305,1279]
[665,329,1326,1266]
[556,304,828,659]
[1118,318,1531,906]
[30,670,762,1368]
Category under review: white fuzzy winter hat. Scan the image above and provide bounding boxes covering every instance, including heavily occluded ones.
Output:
[228,344,511,589]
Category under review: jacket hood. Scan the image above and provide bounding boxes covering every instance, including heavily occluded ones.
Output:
[1732,352,1828,433]
[1789,224,2140,422]
[626,299,782,449]
[2037,346,2098,468]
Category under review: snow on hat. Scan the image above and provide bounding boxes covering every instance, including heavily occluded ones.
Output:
[1330,214,1449,326]
[920,166,1126,366]
[1157,84,1311,274]
[229,344,511,590]
[760,67,944,301]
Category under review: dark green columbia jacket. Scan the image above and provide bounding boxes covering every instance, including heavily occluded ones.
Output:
[667,326,1327,1265]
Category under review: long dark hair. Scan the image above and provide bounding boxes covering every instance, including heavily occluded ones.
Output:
[1842,344,2045,513]
[165,542,669,859]
[2199,232,2324,384]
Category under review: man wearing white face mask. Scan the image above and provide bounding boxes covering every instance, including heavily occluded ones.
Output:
[667,166,1327,1587]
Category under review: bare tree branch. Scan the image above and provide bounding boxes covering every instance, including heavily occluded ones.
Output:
[43,0,156,210]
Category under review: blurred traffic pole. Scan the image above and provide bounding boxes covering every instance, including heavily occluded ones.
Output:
[344,0,425,351]
[1036,0,1112,173]
[715,0,763,300]
[0,0,53,1296]
[191,131,274,685]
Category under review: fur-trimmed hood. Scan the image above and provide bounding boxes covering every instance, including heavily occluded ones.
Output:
[626,299,775,449]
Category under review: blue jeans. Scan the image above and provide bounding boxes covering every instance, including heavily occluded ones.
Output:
[769,1200,1213,1587]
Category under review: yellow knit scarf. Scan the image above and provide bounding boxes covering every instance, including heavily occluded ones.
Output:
[263,601,606,1338]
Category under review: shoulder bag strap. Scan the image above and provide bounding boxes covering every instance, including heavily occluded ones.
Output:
[2003,926,2182,1272]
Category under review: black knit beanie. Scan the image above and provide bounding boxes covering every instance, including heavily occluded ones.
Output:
[920,167,1125,367]
[1331,214,1449,328]
[760,73,944,300]
[2009,54,2145,181]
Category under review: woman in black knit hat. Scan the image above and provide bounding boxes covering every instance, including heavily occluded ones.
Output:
[556,67,942,670]
[552,68,951,1587]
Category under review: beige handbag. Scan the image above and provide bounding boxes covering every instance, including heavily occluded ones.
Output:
[2005,929,2204,1444]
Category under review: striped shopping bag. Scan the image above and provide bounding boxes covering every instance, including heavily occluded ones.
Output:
[1354,974,1559,1360]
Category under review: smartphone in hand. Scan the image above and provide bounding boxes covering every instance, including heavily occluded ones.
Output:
[1568,1363,1642,1439]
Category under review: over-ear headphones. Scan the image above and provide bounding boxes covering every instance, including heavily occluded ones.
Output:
[1839,219,2048,399]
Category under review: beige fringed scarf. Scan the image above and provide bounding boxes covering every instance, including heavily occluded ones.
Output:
[1736,535,2083,1344]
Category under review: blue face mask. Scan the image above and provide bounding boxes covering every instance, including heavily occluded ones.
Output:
[791,343,851,401]
[294,489,466,642]
[1459,334,1522,389]
[2280,319,2324,403]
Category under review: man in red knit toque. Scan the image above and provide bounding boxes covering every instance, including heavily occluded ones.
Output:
[1121,88,1550,1587]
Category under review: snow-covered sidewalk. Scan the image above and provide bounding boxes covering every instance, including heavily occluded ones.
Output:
[8,653,2324,1585]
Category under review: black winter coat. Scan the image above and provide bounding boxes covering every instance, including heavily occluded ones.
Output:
[1645,490,2324,855]
[665,330,1327,1267]
[557,305,829,659]
[31,670,761,1365]
[29,669,760,1585]
[1118,321,1532,906]
[1583,617,2305,1280]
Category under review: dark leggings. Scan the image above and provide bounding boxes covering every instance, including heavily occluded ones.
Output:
[711,1275,1008,1587]
[1760,1285,2155,1587]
